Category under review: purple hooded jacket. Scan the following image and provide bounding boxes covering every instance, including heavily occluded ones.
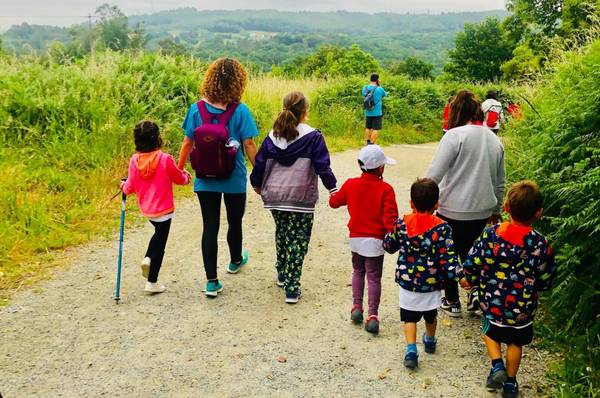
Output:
[250,124,337,213]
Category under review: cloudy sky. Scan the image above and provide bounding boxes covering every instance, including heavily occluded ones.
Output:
[0,1,507,30]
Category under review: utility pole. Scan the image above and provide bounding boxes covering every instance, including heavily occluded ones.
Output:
[87,14,93,29]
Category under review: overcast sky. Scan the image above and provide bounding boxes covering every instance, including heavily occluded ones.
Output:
[0,1,507,31]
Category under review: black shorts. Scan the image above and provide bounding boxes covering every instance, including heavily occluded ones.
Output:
[482,317,533,347]
[400,308,437,324]
[365,116,383,130]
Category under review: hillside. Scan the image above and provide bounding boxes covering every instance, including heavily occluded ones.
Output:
[1,8,508,70]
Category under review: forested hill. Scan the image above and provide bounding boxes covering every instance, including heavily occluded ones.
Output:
[1,9,508,70]
[129,8,508,34]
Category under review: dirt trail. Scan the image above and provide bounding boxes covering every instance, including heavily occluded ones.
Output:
[1,144,550,397]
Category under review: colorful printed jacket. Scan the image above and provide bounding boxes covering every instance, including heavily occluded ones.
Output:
[383,213,460,292]
[462,222,556,327]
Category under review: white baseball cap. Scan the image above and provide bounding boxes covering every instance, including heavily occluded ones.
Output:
[358,145,396,170]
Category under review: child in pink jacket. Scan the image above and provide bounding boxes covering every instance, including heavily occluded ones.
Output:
[121,121,191,294]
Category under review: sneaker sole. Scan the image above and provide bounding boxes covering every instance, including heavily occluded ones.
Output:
[141,264,150,279]
[404,359,418,369]
[424,346,436,354]
[205,287,224,297]
[285,298,299,304]
[144,289,166,294]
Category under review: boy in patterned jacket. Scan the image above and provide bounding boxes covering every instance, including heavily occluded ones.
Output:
[461,181,556,398]
[383,178,460,369]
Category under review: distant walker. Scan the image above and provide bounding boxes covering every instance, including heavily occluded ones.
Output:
[362,73,387,145]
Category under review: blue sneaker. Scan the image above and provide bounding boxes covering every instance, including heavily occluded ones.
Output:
[285,289,301,304]
[501,380,519,398]
[227,249,249,274]
[423,333,437,354]
[404,350,419,369]
[205,280,223,297]
[486,362,508,390]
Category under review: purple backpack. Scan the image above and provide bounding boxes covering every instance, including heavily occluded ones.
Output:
[190,100,239,180]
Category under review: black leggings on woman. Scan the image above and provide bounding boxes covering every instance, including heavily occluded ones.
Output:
[197,191,246,280]
[438,214,488,303]
[145,219,172,283]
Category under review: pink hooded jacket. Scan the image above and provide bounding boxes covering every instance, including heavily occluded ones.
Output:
[122,150,190,218]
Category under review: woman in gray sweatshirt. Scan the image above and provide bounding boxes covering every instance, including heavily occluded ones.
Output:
[426,90,505,317]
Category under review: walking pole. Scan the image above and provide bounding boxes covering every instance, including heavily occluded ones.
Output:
[114,186,127,303]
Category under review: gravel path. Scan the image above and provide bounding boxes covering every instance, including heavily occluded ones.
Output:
[0,143,550,397]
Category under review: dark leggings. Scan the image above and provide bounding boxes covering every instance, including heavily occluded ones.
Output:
[438,214,488,302]
[145,219,172,283]
[197,191,246,280]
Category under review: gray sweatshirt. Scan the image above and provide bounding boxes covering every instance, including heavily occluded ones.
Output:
[426,124,505,221]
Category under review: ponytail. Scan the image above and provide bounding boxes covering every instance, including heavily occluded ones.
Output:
[273,91,309,142]
[447,90,484,130]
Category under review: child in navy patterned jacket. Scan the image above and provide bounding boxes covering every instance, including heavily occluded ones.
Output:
[461,180,556,398]
[383,178,460,370]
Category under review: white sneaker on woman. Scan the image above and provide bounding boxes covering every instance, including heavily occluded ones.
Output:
[144,282,166,294]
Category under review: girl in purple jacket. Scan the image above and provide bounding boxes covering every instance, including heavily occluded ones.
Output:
[250,92,337,304]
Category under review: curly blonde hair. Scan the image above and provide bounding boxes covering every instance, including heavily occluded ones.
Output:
[201,58,248,105]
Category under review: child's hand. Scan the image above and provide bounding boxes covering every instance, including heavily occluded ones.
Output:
[459,278,472,289]
[119,180,126,190]
[183,170,192,184]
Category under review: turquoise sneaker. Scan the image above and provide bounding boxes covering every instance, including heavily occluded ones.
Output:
[227,249,249,274]
[205,280,223,297]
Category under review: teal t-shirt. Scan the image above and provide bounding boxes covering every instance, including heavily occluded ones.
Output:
[362,85,387,117]
[182,102,259,194]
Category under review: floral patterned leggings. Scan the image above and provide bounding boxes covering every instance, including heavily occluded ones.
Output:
[271,210,314,294]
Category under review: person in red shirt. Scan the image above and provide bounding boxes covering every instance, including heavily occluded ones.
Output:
[329,145,398,334]
[442,96,453,134]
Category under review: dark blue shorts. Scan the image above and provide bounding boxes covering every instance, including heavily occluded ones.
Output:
[482,317,533,347]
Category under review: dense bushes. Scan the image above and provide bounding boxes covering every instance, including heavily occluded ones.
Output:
[504,39,600,396]
[0,52,203,296]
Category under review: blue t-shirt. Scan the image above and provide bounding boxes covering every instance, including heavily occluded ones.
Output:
[362,85,387,117]
[182,102,259,194]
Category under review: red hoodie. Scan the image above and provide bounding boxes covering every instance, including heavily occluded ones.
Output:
[329,173,398,239]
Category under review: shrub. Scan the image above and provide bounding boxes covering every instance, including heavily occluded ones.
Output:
[504,38,600,396]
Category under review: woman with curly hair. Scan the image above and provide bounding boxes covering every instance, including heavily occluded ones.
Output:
[177,58,259,297]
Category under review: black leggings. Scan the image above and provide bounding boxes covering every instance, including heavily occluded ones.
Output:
[438,214,488,302]
[145,219,172,283]
[197,191,246,280]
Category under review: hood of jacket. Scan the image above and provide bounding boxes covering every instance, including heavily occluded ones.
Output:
[404,213,445,238]
[136,150,162,179]
[267,123,318,167]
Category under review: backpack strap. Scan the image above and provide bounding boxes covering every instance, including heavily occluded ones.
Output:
[197,100,239,126]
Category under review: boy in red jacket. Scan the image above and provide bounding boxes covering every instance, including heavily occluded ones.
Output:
[329,145,398,334]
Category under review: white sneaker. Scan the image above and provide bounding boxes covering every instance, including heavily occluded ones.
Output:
[141,257,151,278]
[144,282,166,294]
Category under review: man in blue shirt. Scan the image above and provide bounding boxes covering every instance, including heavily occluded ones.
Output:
[362,73,387,144]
